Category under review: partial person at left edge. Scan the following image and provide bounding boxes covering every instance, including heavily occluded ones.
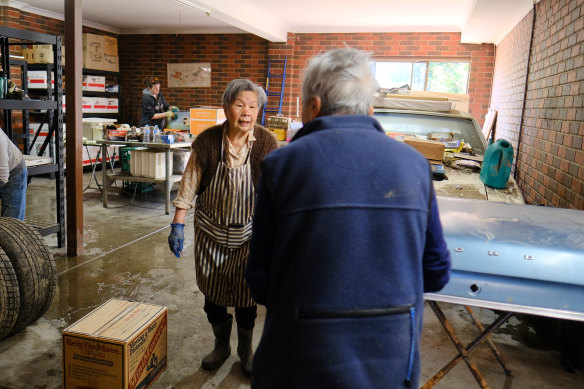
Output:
[0,128,27,220]
[139,76,178,129]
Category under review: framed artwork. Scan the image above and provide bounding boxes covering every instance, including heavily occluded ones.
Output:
[167,62,211,88]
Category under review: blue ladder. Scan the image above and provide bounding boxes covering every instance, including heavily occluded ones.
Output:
[262,56,287,125]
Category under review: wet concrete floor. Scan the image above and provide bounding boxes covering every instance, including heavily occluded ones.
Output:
[0,172,583,388]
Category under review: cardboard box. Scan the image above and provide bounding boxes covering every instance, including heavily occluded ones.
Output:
[190,108,226,135]
[107,98,119,113]
[190,107,225,120]
[62,299,168,389]
[82,97,94,113]
[189,120,217,136]
[21,46,35,63]
[33,44,53,64]
[83,33,105,70]
[92,97,109,113]
[27,70,55,89]
[103,36,118,56]
[83,75,106,92]
[404,136,445,164]
[103,54,120,72]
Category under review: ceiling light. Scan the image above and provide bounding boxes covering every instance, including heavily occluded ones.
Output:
[175,0,211,16]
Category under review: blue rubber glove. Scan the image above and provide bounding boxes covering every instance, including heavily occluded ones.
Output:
[168,223,185,258]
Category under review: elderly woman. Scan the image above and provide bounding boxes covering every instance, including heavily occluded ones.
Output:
[168,78,278,377]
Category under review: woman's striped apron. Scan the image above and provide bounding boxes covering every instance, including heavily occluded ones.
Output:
[194,136,255,307]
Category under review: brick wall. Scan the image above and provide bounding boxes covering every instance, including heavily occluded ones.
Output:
[490,11,534,164]
[494,0,584,209]
[118,34,268,125]
[270,32,495,127]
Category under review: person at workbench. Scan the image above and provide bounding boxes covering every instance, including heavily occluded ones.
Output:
[139,76,177,129]
[0,129,27,220]
[167,79,278,378]
[245,48,452,388]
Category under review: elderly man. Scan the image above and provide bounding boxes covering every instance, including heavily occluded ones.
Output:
[246,48,451,388]
[0,129,27,220]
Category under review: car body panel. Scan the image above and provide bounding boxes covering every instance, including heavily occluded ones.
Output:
[429,197,584,322]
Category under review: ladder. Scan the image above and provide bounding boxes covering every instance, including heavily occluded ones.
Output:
[262,56,287,125]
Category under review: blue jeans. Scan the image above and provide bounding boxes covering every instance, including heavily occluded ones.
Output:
[0,163,28,220]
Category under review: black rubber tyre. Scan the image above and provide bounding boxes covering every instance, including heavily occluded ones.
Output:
[0,217,57,335]
[0,246,20,340]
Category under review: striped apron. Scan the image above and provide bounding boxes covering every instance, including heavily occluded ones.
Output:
[194,138,255,307]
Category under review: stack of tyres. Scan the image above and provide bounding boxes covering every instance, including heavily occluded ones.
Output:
[0,217,57,340]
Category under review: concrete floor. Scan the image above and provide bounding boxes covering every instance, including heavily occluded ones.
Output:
[0,171,583,389]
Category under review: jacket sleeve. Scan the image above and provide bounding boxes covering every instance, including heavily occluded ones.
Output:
[246,173,276,306]
[422,193,451,293]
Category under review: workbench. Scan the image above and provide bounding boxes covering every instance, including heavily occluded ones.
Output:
[97,140,191,214]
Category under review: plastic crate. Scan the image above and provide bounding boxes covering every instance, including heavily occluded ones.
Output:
[120,146,139,172]
[122,181,154,194]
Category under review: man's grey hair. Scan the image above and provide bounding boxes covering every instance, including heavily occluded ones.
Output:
[222,78,267,109]
[302,48,378,116]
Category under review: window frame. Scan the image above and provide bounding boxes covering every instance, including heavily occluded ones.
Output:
[370,57,471,94]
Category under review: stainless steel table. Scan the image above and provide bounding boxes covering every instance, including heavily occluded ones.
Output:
[98,140,191,214]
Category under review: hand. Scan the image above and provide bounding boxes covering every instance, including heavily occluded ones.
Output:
[170,106,179,112]
[168,223,185,258]
[165,110,175,119]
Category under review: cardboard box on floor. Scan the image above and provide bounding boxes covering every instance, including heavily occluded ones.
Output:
[62,299,168,389]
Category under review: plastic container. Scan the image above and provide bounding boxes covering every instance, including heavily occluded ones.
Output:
[153,125,161,143]
[479,139,514,188]
[142,126,150,143]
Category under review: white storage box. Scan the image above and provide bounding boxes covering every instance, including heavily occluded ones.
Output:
[141,150,172,179]
[82,75,106,92]
[106,98,119,113]
[82,97,94,113]
[130,149,143,177]
[27,70,54,89]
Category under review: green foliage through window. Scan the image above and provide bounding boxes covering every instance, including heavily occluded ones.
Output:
[370,60,470,94]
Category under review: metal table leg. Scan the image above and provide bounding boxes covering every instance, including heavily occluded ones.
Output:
[165,148,171,214]
[422,301,513,389]
[84,145,102,191]
[101,143,108,208]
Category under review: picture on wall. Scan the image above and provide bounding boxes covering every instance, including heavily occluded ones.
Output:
[167,63,211,88]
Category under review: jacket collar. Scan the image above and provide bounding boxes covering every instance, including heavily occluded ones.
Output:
[291,115,384,142]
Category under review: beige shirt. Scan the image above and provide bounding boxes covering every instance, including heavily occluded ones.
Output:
[172,128,256,210]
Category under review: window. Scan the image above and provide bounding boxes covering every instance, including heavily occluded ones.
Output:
[370,60,470,94]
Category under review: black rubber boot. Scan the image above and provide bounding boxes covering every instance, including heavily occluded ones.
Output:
[201,316,232,370]
[237,324,253,378]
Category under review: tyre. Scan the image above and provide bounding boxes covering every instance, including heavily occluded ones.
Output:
[0,217,57,335]
[0,247,20,340]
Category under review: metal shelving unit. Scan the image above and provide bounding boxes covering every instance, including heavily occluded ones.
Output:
[0,26,65,248]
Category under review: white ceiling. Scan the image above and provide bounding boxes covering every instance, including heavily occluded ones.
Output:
[6,0,535,44]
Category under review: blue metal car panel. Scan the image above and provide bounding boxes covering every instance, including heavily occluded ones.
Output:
[426,197,584,322]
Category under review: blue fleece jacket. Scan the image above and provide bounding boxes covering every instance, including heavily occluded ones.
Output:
[246,115,451,389]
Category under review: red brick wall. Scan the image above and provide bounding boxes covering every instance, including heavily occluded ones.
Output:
[118,34,268,125]
[490,11,534,164]
[501,0,584,209]
[270,32,495,127]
